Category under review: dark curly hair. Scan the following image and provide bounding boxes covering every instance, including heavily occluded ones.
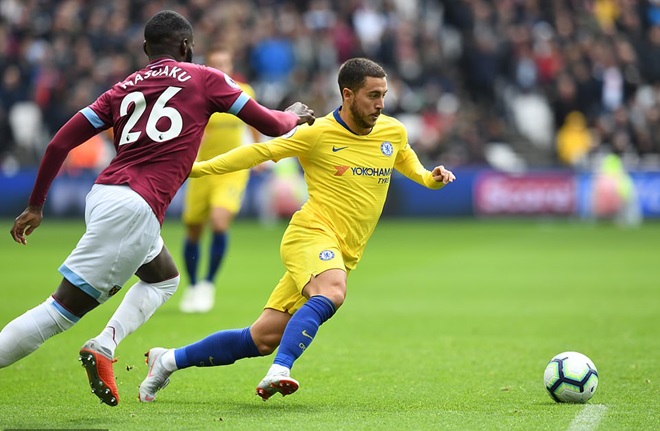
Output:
[337,58,386,94]
[144,10,193,48]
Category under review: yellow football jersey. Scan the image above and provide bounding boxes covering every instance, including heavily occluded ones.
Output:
[191,108,444,267]
[196,81,257,161]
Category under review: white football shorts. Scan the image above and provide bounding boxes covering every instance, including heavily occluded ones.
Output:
[59,184,164,303]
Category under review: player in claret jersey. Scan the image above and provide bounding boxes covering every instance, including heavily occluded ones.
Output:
[3,10,314,407]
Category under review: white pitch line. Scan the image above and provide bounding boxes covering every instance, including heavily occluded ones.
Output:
[566,405,608,431]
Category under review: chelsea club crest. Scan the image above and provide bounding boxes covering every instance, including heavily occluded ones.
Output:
[319,250,335,261]
[381,141,393,156]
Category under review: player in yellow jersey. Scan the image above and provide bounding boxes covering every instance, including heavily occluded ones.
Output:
[179,46,262,313]
[139,58,455,402]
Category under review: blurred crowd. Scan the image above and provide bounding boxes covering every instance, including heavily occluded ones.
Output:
[2,0,660,173]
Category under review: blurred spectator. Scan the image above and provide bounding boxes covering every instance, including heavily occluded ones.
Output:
[249,9,297,107]
[61,133,111,176]
[556,111,593,167]
[551,73,581,128]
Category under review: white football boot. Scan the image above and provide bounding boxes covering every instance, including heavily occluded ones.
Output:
[256,369,299,401]
[138,347,172,402]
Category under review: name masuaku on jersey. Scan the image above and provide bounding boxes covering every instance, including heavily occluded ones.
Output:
[119,65,192,89]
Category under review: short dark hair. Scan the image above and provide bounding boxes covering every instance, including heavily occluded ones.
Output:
[337,58,386,94]
[144,10,193,46]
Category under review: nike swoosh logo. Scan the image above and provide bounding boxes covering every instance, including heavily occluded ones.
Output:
[302,330,314,340]
[332,146,348,152]
[147,363,157,377]
[146,351,162,377]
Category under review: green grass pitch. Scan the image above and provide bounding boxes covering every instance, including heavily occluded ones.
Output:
[0,218,658,430]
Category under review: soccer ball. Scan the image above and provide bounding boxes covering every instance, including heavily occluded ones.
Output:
[544,351,599,403]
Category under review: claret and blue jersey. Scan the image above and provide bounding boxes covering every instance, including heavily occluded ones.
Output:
[78,58,250,224]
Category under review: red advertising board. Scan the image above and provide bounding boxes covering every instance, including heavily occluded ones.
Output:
[474,172,577,215]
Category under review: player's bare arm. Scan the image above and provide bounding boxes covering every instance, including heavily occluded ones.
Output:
[10,205,43,245]
[285,102,315,126]
[432,165,456,185]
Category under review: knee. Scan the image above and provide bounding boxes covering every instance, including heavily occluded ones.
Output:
[316,280,347,309]
[152,275,180,299]
[303,270,347,309]
[326,287,346,309]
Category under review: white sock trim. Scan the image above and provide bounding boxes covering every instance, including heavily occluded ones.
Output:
[162,349,178,372]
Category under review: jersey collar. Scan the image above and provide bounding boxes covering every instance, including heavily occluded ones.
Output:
[148,58,177,69]
[333,106,361,135]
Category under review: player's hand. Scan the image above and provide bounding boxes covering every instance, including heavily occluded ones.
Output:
[432,165,456,185]
[10,205,43,245]
[285,102,315,126]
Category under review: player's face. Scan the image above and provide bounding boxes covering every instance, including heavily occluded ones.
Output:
[207,51,233,75]
[346,76,387,132]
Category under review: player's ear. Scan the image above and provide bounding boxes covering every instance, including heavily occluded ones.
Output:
[342,87,353,102]
[181,38,194,62]
[143,40,148,57]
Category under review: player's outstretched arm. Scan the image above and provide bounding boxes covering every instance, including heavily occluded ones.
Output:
[236,99,314,137]
[190,144,274,178]
[431,165,456,185]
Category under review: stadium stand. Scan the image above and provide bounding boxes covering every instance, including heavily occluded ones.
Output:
[1,0,660,173]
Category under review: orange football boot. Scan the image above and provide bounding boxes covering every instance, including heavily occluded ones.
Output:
[79,339,119,406]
